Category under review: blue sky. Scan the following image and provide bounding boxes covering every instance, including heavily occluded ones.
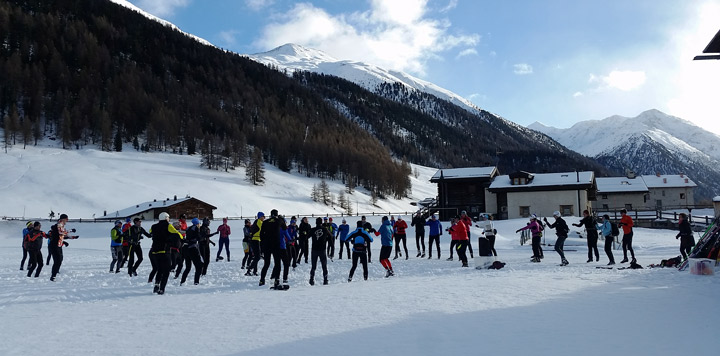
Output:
[126,0,720,134]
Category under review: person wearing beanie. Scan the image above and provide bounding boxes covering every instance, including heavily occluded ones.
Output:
[245,212,265,276]
[378,216,395,277]
[676,213,694,260]
[411,213,426,258]
[199,218,218,276]
[573,210,599,263]
[449,216,470,267]
[596,214,615,265]
[21,221,33,270]
[322,217,338,260]
[360,216,377,262]
[49,213,78,281]
[110,220,126,273]
[296,217,312,264]
[216,217,231,262]
[241,219,253,269]
[517,215,544,263]
[619,209,635,263]
[286,218,298,269]
[126,218,151,276]
[258,209,286,287]
[425,215,442,259]
[180,217,204,286]
[347,221,373,282]
[309,217,331,285]
[119,217,132,269]
[544,211,570,266]
[337,219,351,260]
[25,222,47,278]
[460,211,474,259]
[393,216,409,260]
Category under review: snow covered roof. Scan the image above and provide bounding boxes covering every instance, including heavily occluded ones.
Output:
[641,174,697,188]
[595,177,648,193]
[100,196,194,219]
[714,196,720,202]
[430,167,498,181]
[489,171,595,192]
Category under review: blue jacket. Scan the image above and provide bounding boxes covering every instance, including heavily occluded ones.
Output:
[337,224,350,241]
[596,220,612,237]
[287,225,298,240]
[426,219,443,236]
[348,228,373,252]
[379,220,394,246]
[23,227,29,247]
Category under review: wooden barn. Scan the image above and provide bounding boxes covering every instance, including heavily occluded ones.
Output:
[100,196,217,221]
[429,167,499,221]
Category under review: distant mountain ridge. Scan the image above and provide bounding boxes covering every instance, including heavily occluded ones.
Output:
[529,110,720,201]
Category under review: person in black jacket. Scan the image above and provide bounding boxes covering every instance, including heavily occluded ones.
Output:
[573,210,599,263]
[309,217,331,285]
[199,218,217,276]
[25,222,46,278]
[411,213,426,258]
[296,217,312,264]
[259,209,287,287]
[361,216,376,262]
[149,212,184,294]
[48,214,78,282]
[180,218,204,286]
[676,213,695,259]
[127,218,151,276]
[544,211,569,266]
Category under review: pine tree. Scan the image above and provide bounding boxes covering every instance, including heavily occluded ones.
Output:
[246,146,265,185]
[113,125,123,152]
[319,179,330,205]
[370,189,379,207]
[345,196,354,215]
[311,184,319,202]
[338,190,346,209]
[345,173,355,194]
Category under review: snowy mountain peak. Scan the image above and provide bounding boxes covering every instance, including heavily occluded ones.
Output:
[260,43,338,62]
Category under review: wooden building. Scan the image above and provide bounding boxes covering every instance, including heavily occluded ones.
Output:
[100,196,217,221]
[429,167,499,220]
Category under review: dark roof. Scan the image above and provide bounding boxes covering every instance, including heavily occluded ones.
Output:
[694,29,720,60]
[430,167,498,182]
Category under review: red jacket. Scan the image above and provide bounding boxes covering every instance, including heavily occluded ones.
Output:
[217,223,231,238]
[461,215,472,229]
[620,215,634,234]
[394,220,408,235]
[449,221,468,240]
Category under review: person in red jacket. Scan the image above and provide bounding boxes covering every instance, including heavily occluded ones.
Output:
[448,216,470,267]
[216,217,231,262]
[619,209,636,263]
[460,210,474,258]
[393,216,409,260]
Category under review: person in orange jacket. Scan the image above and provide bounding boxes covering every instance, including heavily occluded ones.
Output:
[449,216,470,267]
[619,209,635,263]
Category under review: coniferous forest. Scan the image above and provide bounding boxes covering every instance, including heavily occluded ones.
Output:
[0,0,607,201]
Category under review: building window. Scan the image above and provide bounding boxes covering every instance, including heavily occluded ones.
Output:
[512,178,527,185]
[519,206,530,217]
[625,204,633,210]
[560,205,573,216]
[601,194,608,200]
[602,204,609,210]
[662,190,666,197]
[680,193,686,199]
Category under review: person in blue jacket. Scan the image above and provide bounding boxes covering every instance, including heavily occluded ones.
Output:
[286,218,298,269]
[21,221,32,270]
[378,216,395,277]
[425,215,443,259]
[347,221,373,281]
[337,219,351,260]
[596,214,615,265]
[110,220,125,273]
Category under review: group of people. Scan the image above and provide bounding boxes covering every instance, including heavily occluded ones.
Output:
[521,208,637,266]
[20,213,78,281]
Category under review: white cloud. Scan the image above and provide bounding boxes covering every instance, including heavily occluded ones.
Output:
[134,0,190,17]
[572,91,583,98]
[513,63,533,75]
[589,70,646,91]
[467,93,487,103]
[456,48,478,59]
[253,0,479,75]
[440,0,458,13]
[218,30,241,47]
[489,50,497,57]
[245,0,274,11]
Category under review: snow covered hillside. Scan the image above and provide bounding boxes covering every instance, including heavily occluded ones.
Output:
[249,43,481,114]
[0,140,436,220]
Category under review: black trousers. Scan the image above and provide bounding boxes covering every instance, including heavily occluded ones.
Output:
[456,240,468,264]
[415,231,425,253]
[287,244,297,268]
[200,242,210,275]
[310,250,328,282]
[428,235,441,257]
[249,240,262,272]
[127,244,144,275]
[339,240,351,259]
[120,244,130,267]
[148,249,157,282]
[261,249,282,281]
[297,238,309,263]
[46,244,52,265]
[181,246,203,285]
[555,235,567,261]
[26,249,43,277]
[394,233,408,257]
[279,249,290,281]
[487,235,497,256]
[680,236,695,259]
[170,247,182,274]
[604,235,615,263]
[349,251,368,280]
[449,240,457,257]
[531,236,542,259]
[587,230,599,261]
[50,245,63,279]
[150,252,172,292]
[622,232,635,259]
[21,246,28,269]
[110,246,124,272]
[327,236,336,258]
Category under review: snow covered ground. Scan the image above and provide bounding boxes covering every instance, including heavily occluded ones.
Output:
[1,142,719,355]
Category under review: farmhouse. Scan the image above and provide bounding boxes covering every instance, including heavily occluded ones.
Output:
[593,176,649,212]
[99,196,217,221]
[429,167,499,220]
[641,174,696,209]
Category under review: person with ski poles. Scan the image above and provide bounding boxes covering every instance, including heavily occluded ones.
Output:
[245,212,265,276]
[337,218,351,260]
[127,218,151,276]
[296,217,311,264]
[449,216,470,267]
[544,212,570,266]
[393,216,409,260]
[516,214,544,263]
[618,209,636,263]
[21,221,32,270]
[216,217,231,262]
[49,213,78,281]
[411,213,426,258]
[149,212,184,294]
[378,216,395,277]
[309,217,332,285]
[25,221,46,278]
[241,219,253,269]
[347,221,373,282]
[676,213,695,260]
[425,215,442,259]
[595,214,615,265]
[199,218,218,276]
[573,210,599,263]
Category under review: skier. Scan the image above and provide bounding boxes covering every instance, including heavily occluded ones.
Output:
[393,216,409,260]
[337,218,351,260]
[21,221,32,270]
[199,218,218,276]
[596,214,615,265]
[259,210,287,287]
[516,214,544,263]
[479,214,497,256]
[110,220,125,273]
[286,218,298,269]
[245,212,265,276]
[460,210,475,258]
[378,216,395,277]
[573,210,599,263]
[411,213,426,258]
[544,211,569,266]
[149,212,184,294]
[25,221,46,278]
[49,214,78,281]
[180,218,205,285]
[216,217,231,262]
[241,219,253,269]
[347,221,373,282]
[676,213,695,260]
[449,216,470,267]
[309,217,331,285]
[127,218,151,276]
[296,217,311,264]
[425,215,442,259]
[618,209,636,263]
[360,216,377,262]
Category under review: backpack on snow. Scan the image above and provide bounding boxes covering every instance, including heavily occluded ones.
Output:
[610,222,619,237]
